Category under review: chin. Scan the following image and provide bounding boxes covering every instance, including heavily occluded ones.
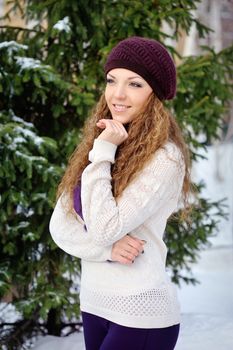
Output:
[111,114,131,124]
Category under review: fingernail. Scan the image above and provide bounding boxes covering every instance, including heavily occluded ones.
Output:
[141,240,147,244]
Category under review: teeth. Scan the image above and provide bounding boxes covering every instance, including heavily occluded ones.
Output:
[114,104,129,111]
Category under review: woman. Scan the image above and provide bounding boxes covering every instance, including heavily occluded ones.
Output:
[49,36,191,350]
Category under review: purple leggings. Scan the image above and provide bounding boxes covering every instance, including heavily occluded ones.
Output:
[82,312,180,350]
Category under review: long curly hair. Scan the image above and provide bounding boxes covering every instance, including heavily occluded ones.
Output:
[57,92,191,217]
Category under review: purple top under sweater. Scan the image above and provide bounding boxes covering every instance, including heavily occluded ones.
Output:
[73,184,83,220]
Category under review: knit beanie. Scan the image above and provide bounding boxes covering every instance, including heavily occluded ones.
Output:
[104,36,176,100]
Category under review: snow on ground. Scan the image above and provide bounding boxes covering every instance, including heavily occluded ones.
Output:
[33,143,233,349]
[176,246,233,350]
[33,333,84,350]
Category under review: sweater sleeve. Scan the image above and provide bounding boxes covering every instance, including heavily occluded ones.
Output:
[81,139,185,247]
[49,193,112,261]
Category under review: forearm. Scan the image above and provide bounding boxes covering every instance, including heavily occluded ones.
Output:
[81,140,185,247]
[49,194,112,262]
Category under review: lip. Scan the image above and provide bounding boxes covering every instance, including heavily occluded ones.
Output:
[112,104,131,112]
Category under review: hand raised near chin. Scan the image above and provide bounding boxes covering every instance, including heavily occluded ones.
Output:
[96,119,128,146]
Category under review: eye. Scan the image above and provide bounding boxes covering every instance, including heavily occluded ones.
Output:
[130,82,142,88]
[106,77,115,84]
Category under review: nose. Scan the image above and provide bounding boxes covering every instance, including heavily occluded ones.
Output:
[113,83,127,100]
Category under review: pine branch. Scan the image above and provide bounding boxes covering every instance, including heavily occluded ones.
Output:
[0,25,44,33]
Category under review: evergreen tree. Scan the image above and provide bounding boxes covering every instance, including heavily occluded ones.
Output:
[0,0,232,348]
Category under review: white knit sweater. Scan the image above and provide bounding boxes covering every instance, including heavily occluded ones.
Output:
[50,138,185,328]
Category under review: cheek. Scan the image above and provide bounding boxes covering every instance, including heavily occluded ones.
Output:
[133,92,151,109]
[104,88,108,102]
[104,88,112,109]
[138,87,153,107]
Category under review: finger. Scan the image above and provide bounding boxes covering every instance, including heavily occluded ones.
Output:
[104,121,127,141]
[96,119,112,128]
[112,253,134,265]
[122,251,136,261]
[98,119,128,140]
[127,236,145,253]
[119,254,135,264]
[111,119,125,128]
[123,242,142,256]
[113,244,137,260]
[120,235,142,253]
[111,120,128,136]
[99,119,126,133]
[110,122,120,133]
[125,246,140,257]
[102,120,119,133]
[96,121,106,129]
[129,235,146,246]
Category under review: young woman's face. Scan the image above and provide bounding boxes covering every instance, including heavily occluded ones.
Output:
[105,68,153,124]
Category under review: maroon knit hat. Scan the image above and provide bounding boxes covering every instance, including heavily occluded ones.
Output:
[104,36,176,100]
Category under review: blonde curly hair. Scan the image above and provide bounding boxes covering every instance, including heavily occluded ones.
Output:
[57,93,191,217]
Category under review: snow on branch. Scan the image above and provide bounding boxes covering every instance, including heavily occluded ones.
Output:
[0,41,28,51]
[15,57,47,71]
[0,41,28,57]
[53,16,71,33]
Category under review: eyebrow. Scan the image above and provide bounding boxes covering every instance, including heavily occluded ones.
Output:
[107,73,143,80]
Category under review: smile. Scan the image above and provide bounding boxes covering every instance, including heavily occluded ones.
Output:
[113,104,131,112]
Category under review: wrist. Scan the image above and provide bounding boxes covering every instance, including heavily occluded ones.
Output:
[88,138,117,163]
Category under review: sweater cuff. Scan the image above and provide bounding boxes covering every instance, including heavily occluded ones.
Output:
[88,138,118,164]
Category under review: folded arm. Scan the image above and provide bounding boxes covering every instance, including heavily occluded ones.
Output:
[49,193,112,262]
[81,139,185,247]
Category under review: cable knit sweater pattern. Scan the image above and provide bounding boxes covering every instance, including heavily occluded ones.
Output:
[49,138,185,328]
